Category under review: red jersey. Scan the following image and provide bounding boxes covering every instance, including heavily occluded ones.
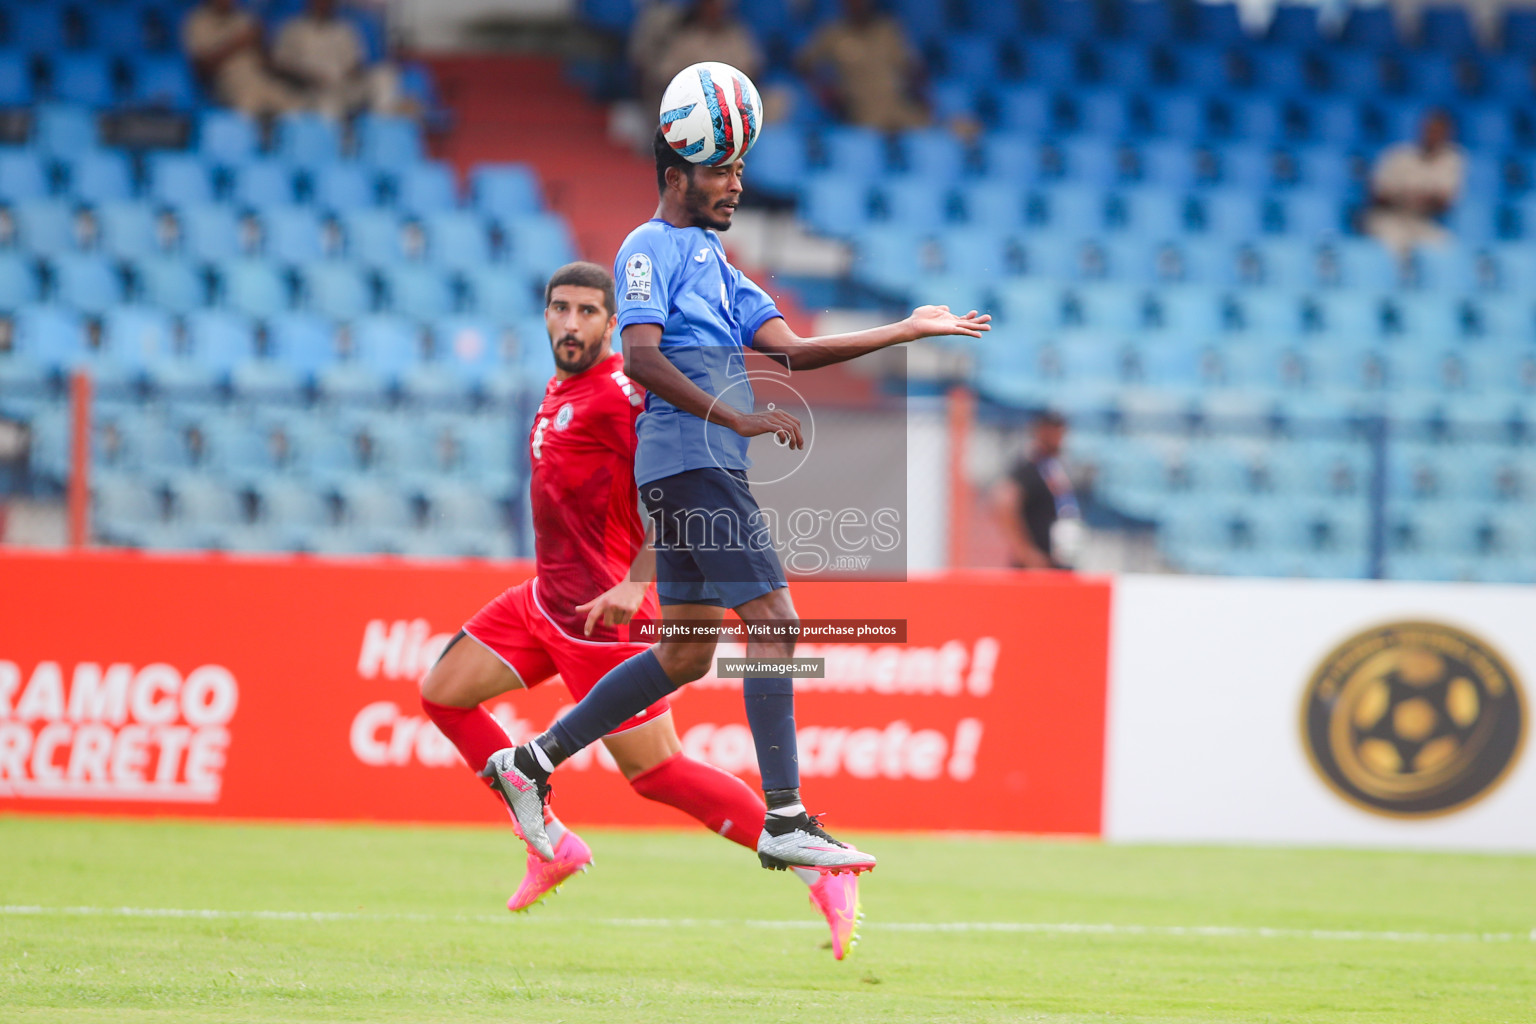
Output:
[527,352,658,641]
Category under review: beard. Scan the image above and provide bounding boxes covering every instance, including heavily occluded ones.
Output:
[551,334,604,374]
[684,180,733,231]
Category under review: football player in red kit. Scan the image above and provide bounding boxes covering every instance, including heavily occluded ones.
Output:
[419,262,861,959]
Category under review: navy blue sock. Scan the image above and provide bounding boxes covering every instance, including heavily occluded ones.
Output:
[743,676,799,791]
[548,648,678,757]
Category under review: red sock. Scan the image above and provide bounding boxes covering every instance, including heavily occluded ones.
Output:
[420,696,511,778]
[629,752,766,850]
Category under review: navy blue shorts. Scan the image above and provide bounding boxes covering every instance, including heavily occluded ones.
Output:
[640,467,787,609]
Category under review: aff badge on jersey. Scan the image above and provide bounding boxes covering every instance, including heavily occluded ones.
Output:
[625,253,653,301]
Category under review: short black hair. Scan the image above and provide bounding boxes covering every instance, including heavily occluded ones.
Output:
[654,126,696,196]
[545,261,616,316]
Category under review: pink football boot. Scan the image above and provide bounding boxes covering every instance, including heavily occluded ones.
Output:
[808,869,863,960]
[507,830,593,912]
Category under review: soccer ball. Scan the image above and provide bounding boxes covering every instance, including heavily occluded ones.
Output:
[659,61,763,167]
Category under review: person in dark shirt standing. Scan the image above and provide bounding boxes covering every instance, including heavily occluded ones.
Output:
[996,410,1080,570]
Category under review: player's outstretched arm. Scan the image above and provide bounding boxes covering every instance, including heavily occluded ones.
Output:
[750,305,991,372]
[622,323,806,448]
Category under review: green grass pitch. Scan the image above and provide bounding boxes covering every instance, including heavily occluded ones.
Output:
[1,815,1531,1023]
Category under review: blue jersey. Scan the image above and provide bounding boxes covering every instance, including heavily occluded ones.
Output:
[614,219,782,486]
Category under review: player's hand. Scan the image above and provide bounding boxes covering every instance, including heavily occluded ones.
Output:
[731,409,804,450]
[576,580,651,636]
[906,304,992,340]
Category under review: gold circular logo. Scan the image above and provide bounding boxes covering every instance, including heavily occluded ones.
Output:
[1301,621,1525,817]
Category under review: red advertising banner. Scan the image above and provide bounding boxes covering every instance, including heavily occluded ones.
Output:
[0,551,1110,834]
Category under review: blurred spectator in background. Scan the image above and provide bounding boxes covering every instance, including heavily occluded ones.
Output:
[993,411,1082,570]
[637,0,763,122]
[184,0,305,116]
[796,0,928,131]
[1364,109,1465,256]
[273,0,413,119]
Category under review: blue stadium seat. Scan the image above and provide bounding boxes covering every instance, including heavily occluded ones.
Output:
[97,202,161,261]
[1246,48,1312,94]
[1194,189,1266,238]
[261,205,327,264]
[799,177,873,237]
[13,199,74,254]
[1058,137,1124,186]
[146,153,215,206]
[49,53,116,107]
[354,115,422,168]
[938,33,1001,85]
[128,54,197,108]
[0,149,50,203]
[1098,236,1164,284]
[979,134,1046,183]
[1146,91,1210,138]
[252,478,331,530]
[1154,285,1227,335]
[200,110,260,167]
[0,49,32,105]
[1074,92,1139,139]
[1175,44,1239,93]
[1310,292,1388,339]
[276,113,341,168]
[1291,146,1356,193]
[876,179,952,231]
[1419,5,1479,53]
[339,208,404,263]
[1021,39,1082,86]
[221,258,290,318]
[894,128,967,184]
[315,362,390,406]
[230,360,306,403]
[352,314,421,374]
[1340,4,1400,48]
[103,306,174,367]
[185,309,256,371]
[433,316,501,373]
[995,86,1056,134]
[13,303,84,367]
[8,4,70,52]
[1136,140,1200,189]
[302,260,373,319]
[818,126,889,178]
[422,210,492,270]
[231,160,299,208]
[1077,284,1152,332]
[1267,3,1324,46]
[265,312,338,374]
[33,103,95,156]
[393,162,458,217]
[1459,105,1517,150]
[1393,294,1469,340]
[66,149,133,205]
[461,266,538,323]
[1232,289,1303,334]
[50,253,124,314]
[1094,41,1158,89]
[180,204,246,262]
[310,163,378,211]
[1038,185,1108,233]
[469,164,543,220]
[1274,191,1344,237]
[1412,244,1482,292]
[1255,239,1317,289]
[134,255,206,313]
[1488,245,1536,293]
[958,179,1026,228]
[1121,0,1180,41]
[384,264,456,319]
[1113,187,1190,238]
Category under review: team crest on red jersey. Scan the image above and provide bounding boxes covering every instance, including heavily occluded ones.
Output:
[554,402,574,430]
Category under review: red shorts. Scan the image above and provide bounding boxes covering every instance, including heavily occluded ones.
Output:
[462,578,667,735]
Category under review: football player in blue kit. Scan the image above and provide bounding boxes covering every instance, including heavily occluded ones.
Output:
[485,127,990,874]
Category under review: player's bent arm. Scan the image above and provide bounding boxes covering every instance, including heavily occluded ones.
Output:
[750,305,992,372]
[575,519,657,636]
[622,323,806,448]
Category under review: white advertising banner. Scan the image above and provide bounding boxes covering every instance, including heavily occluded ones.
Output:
[1106,576,1534,851]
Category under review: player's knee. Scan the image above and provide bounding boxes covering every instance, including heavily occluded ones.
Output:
[656,640,713,683]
